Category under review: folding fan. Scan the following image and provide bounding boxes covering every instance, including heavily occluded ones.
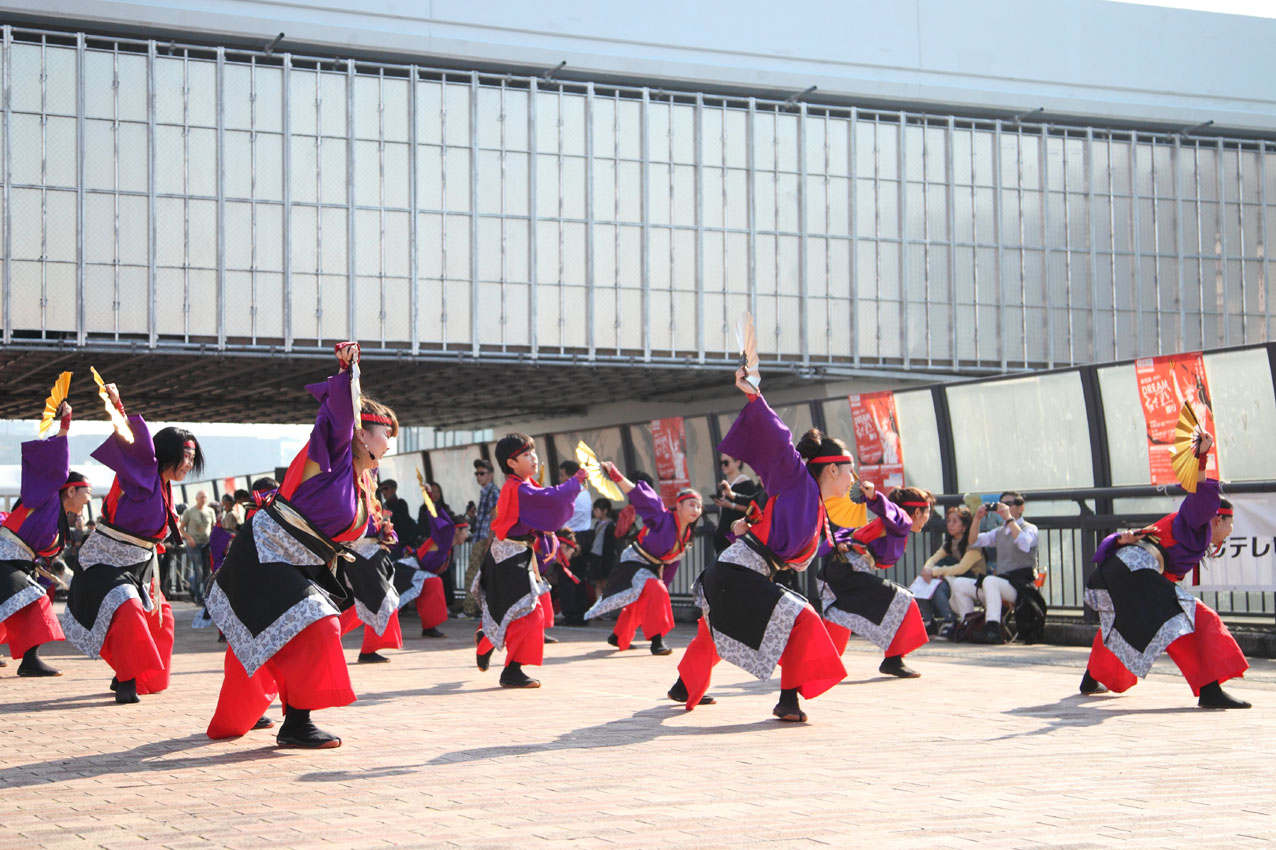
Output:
[736,311,761,390]
[415,468,438,519]
[37,371,72,437]
[90,366,134,444]
[575,441,624,502]
[1169,401,1205,493]
[825,494,868,529]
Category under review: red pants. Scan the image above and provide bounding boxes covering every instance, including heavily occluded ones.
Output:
[1086,602,1248,696]
[676,608,846,710]
[417,577,448,630]
[539,592,555,630]
[613,578,675,650]
[0,593,65,660]
[823,600,929,658]
[98,598,174,694]
[338,606,403,654]
[207,615,356,739]
[476,608,544,668]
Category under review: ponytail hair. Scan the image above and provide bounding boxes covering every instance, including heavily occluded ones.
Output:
[794,428,853,480]
[889,486,935,520]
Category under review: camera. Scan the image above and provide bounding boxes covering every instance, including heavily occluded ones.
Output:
[984,501,1003,510]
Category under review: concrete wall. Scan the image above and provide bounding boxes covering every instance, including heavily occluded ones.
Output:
[13,0,1276,133]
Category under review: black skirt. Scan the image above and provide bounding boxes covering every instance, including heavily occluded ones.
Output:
[583,546,660,620]
[1084,545,1196,678]
[340,540,400,635]
[61,523,159,659]
[473,537,546,650]
[816,552,914,652]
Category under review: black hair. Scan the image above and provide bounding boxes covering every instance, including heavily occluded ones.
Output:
[593,498,613,514]
[889,486,935,522]
[559,460,581,475]
[632,471,655,487]
[153,427,204,478]
[251,476,279,492]
[495,433,536,475]
[943,505,974,558]
[428,480,446,504]
[380,479,398,490]
[64,471,88,487]
[1000,490,1024,503]
[473,458,494,472]
[795,429,852,480]
[1219,498,1233,514]
[233,489,251,503]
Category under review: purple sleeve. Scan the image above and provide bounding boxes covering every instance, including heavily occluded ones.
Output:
[718,396,808,498]
[866,490,913,536]
[303,372,355,475]
[627,481,670,525]
[20,436,70,507]
[418,512,457,573]
[1175,478,1221,537]
[90,415,158,499]
[516,477,584,533]
[1092,532,1122,564]
[817,525,855,558]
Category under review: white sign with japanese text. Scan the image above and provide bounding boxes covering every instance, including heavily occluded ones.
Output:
[1186,493,1276,592]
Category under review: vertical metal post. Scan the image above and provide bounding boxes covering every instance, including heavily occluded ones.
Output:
[408,66,419,353]
[1061,132,1075,364]
[641,88,651,361]
[1173,135,1186,351]
[111,45,120,337]
[248,58,257,342]
[849,107,858,367]
[797,102,809,367]
[993,120,1006,370]
[378,71,388,347]
[281,53,292,351]
[182,50,191,340]
[694,93,705,364]
[346,59,356,342]
[1193,143,1205,348]
[1129,134,1143,354]
[970,123,981,361]
[919,117,931,365]
[1260,144,1272,341]
[216,47,226,349]
[1107,134,1118,358]
[4,26,14,344]
[1150,137,1164,353]
[1234,142,1248,344]
[1040,124,1052,368]
[1015,126,1027,365]
[75,33,86,344]
[746,98,757,325]
[1086,128,1098,362]
[897,112,909,369]
[873,113,882,358]
[585,82,595,359]
[527,77,538,359]
[946,117,958,369]
[1217,138,1229,346]
[469,71,479,356]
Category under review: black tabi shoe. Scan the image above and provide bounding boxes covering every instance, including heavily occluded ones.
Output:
[1198,681,1251,709]
[475,630,493,672]
[421,627,446,638]
[543,633,559,644]
[252,715,276,730]
[879,655,921,679]
[667,677,716,706]
[276,708,341,749]
[936,621,956,641]
[981,623,1006,645]
[109,676,118,692]
[16,648,62,677]
[357,652,391,664]
[1079,670,1109,695]
[115,678,140,704]
[772,688,807,722]
[499,662,541,689]
[650,634,673,656]
[607,632,621,648]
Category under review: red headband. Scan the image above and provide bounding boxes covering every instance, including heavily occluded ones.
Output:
[183,440,196,449]
[60,481,88,491]
[361,413,393,427]
[555,534,575,547]
[509,443,533,461]
[1217,508,1233,517]
[900,501,931,508]
[809,455,852,465]
[675,492,702,504]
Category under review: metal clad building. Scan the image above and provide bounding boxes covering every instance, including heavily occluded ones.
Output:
[0,1,1273,423]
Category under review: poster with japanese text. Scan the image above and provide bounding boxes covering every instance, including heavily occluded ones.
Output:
[1135,352,1218,484]
[848,391,904,491]
[650,417,690,507]
[1185,493,1276,591]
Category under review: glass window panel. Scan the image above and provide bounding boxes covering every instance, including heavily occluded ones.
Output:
[288,69,318,136]
[45,116,78,188]
[381,77,409,143]
[893,388,943,491]
[354,139,381,207]
[84,120,116,191]
[384,211,410,277]
[224,201,253,269]
[257,203,284,272]
[671,103,695,165]
[289,136,317,203]
[43,46,77,115]
[1204,348,1276,480]
[354,209,381,274]
[948,372,1093,491]
[416,81,442,146]
[442,83,471,147]
[185,60,216,128]
[188,127,218,196]
[617,99,642,160]
[224,131,253,198]
[320,137,349,202]
[319,72,348,137]
[84,51,118,120]
[223,64,253,130]
[9,44,44,114]
[253,133,284,200]
[320,206,348,272]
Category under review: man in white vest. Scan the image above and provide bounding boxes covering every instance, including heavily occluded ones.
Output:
[950,490,1039,643]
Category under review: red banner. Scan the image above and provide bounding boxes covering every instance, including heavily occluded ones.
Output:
[650,417,690,507]
[1135,352,1218,484]
[223,477,238,496]
[848,391,904,491]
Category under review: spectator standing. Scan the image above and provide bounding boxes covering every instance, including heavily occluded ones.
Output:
[556,460,596,627]
[380,479,418,550]
[180,491,216,605]
[460,458,498,618]
[712,454,763,554]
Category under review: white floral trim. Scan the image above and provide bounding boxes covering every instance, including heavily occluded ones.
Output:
[60,583,141,659]
[396,561,427,608]
[583,562,658,620]
[191,607,214,629]
[346,539,384,560]
[78,530,153,569]
[717,539,770,576]
[0,532,35,562]
[708,590,809,681]
[205,581,338,677]
[1084,547,1198,679]
[354,588,401,636]
[819,578,914,653]
[489,538,531,563]
[478,575,549,652]
[253,511,324,567]
[0,581,47,624]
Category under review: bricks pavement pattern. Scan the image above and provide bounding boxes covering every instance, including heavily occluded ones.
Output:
[1,601,1273,850]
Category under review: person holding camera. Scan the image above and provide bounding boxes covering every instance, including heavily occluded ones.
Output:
[947,491,1037,644]
[712,455,763,555]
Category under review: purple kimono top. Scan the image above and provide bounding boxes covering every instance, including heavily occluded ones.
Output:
[853,490,914,567]
[1093,478,1221,579]
[3,435,71,556]
[719,395,825,567]
[94,415,174,542]
[416,510,457,574]
[494,475,583,570]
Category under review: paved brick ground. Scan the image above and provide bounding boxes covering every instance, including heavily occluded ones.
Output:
[2,601,1273,850]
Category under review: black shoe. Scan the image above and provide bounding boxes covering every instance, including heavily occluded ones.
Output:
[499,663,541,689]
[1079,670,1109,695]
[115,678,140,704]
[1198,681,1251,709]
[607,633,620,648]
[667,677,716,706]
[543,634,559,644]
[476,630,492,672]
[772,687,807,722]
[16,648,62,678]
[650,634,672,656]
[980,623,1005,645]
[937,621,956,641]
[109,676,118,692]
[421,627,446,638]
[879,656,921,678]
[0,656,7,667]
[276,710,341,749]
[357,652,390,664]
[252,715,276,730]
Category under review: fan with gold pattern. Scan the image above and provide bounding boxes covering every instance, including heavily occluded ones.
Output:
[1169,401,1206,493]
[37,371,73,437]
[574,441,624,502]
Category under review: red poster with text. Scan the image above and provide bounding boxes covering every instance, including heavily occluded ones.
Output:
[650,417,690,507]
[1135,352,1218,485]
[848,392,905,491]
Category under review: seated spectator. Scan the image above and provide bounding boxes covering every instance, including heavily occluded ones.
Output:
[919,505,987,638]
[949,491,1042,644]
